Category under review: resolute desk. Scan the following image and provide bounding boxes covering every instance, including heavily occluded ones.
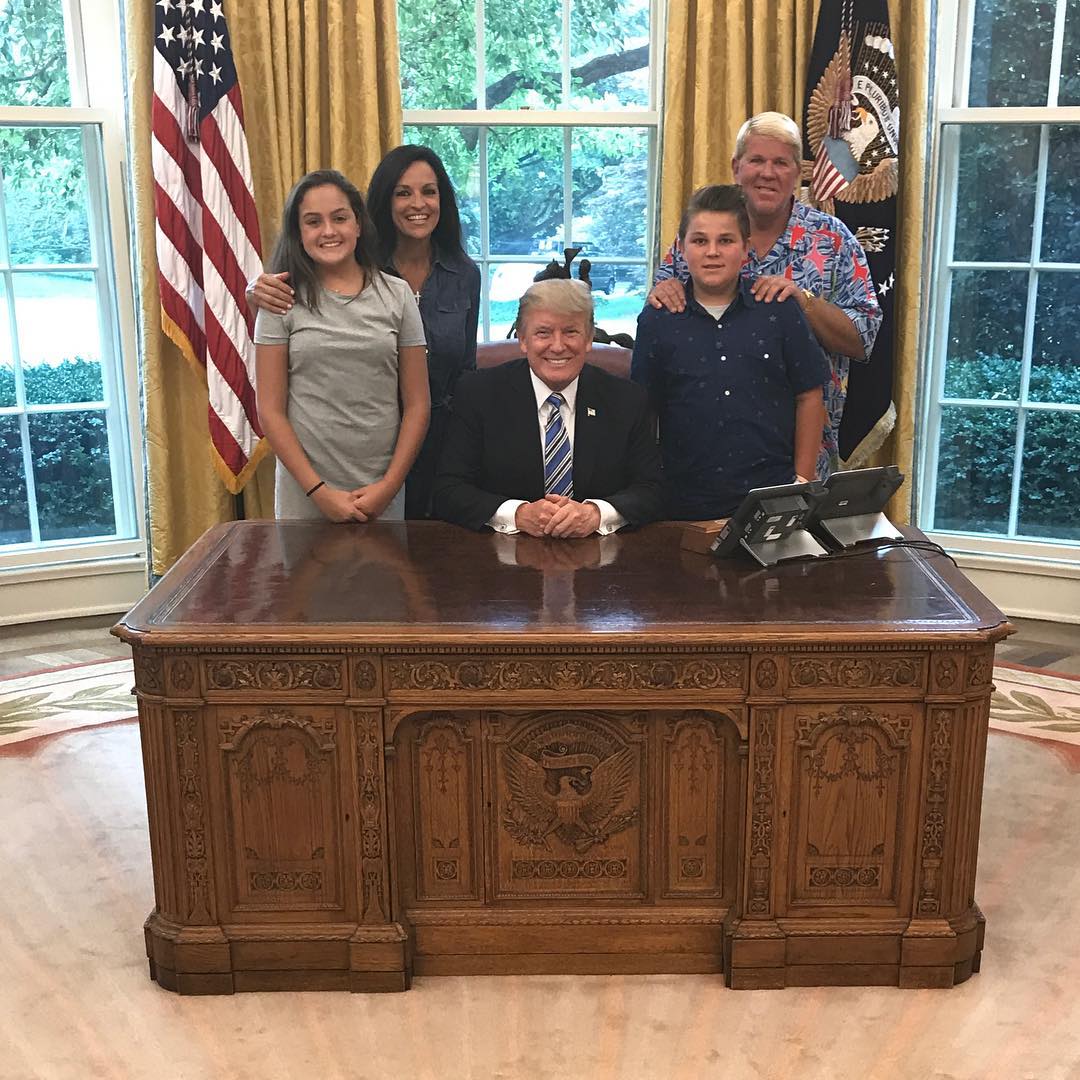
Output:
[113,521,1010,993]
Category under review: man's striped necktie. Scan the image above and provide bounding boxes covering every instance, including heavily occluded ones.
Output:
[543,392,573,498]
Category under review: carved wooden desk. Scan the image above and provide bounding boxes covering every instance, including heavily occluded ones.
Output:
[114,521,1010,993]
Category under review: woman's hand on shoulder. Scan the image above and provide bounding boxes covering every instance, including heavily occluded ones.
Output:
[352,480,396,520]
[312,484,369,523]
[248,271,294,315]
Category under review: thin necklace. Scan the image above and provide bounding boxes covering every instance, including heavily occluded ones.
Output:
[391,254,430,304]
[324,273,365,304]
[334,284,363,305]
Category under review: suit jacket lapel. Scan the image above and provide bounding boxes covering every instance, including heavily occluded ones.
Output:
[573,365,599,496]
[507,360,546,495]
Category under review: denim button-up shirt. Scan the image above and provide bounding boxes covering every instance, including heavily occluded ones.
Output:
[388,246,481,518]
[389,247,481,409]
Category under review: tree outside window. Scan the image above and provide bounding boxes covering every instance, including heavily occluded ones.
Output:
[397,0,656,340]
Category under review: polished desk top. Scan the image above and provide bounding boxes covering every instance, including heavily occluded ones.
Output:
[115,521,1010,648]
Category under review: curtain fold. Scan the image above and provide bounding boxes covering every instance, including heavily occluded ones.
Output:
[882,0,930,523]
[659,0,930,523]
[128,0,403,575]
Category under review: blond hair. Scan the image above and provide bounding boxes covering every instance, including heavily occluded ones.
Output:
[733,112,802,162]
[516,278,594,332]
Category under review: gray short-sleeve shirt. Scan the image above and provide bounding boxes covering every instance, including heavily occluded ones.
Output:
[255,272,426,518]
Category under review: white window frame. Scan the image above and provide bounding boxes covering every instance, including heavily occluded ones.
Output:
[918,0,1080,602]
[400,0,665,340]
[0,0,145,622]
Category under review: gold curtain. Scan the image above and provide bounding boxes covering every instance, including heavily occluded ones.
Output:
[127,0,403,576]
[659,0,930,522]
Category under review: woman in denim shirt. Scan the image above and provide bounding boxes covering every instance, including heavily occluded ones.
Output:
[367,146,480,518]
[249,145,480,518]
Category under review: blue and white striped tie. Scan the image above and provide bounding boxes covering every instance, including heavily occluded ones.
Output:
[543,392,573,498]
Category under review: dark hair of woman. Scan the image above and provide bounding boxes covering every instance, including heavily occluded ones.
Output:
[366,144,467,266]
[268,169,380,313]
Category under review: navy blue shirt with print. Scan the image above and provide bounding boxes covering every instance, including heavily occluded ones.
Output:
[631,279,828,520]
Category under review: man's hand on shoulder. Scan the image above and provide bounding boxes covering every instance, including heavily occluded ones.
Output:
[542,495,602,538]
[647,277,687,312]
[750,275,800,305]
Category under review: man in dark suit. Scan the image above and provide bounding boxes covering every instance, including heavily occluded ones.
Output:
[434,279,663,537]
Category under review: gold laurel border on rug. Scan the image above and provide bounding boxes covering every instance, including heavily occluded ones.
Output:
[0,659,137,750]
[990,664,1080,746]
[3,660,1079,751]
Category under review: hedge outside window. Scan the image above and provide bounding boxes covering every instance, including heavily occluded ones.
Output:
[921,0,1080,547]
[0,0,136,552]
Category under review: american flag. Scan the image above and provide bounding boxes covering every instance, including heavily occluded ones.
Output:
[811,141,851,202]
[152,0,265,492]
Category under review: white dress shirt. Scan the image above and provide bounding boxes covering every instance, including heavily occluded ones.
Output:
[487,370,627,535]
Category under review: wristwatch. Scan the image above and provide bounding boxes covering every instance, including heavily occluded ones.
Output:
[801,288,815,308]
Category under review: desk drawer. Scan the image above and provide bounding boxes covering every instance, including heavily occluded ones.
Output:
[784,653,927,699]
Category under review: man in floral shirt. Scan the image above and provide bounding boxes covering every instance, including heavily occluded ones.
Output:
[651,112,881,478]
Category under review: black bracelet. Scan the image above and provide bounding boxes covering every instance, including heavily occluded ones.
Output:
[305,480,325,497]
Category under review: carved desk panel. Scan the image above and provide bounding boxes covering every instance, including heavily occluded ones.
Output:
[115,521,1010,992]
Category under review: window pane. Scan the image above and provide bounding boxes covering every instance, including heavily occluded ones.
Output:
[571,127,648,259]
[968,0,1055,107]
[487,262,546,339]
[13,272,102,405]
[0,414,30,544]
[486,0,561,109]
[397,0,476,109]
[28,408,114,541]
[0,0,71,107]
[1060,0,1080,105]
[590,262,647,339]
[1030,272,1080,405]
[486,261,646,344]
[1042,126,1080,263]
[932,405,1016,534]
[570,0,650,110]
[0,277,12,407]
[402,124,481,257]
[952,125,1039,262]
[0,126,92,265]
[943,270,1026,400]
[1017,410,1080,540]
[488,128,563,255]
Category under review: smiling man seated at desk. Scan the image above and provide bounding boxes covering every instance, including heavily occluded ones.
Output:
[433,279,664,537]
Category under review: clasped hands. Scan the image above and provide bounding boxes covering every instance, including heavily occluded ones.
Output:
[515,494,601,539]
[312,479,394,523]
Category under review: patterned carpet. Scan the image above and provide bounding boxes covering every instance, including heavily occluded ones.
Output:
[3,657,1079,750]
[991,663,1080,745]
[0,658,136,749]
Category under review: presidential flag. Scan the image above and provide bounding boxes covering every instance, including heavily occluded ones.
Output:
[803,0,899,464]
[152,0,265,492]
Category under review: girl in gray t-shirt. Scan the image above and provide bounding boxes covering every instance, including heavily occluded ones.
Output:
[254,169,429,521]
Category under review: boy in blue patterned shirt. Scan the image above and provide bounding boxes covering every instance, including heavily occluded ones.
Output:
[632,185,828,520]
